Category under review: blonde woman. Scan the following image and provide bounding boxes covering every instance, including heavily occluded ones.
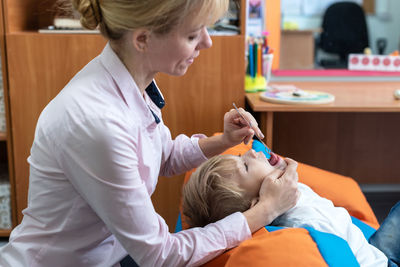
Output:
[0,1,299,266]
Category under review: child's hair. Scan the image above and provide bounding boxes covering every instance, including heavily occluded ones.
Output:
[182,154,252,228]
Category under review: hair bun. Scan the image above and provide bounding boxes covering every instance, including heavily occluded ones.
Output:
[72,0,101,30]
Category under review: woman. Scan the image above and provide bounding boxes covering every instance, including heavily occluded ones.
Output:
[0,0,299,266]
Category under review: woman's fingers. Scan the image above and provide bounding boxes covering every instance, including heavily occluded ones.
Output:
[258,159,299,216]
[280,158,298,182]
[227,107,264,140]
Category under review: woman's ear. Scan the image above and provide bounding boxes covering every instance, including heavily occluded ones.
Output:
[132,29,150,52]
[250,197,259,208]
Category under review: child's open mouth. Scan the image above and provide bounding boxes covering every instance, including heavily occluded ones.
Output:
[269,152,279,166]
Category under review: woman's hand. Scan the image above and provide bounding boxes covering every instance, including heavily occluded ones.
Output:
[222,108,264,147]
[198,107,264,158]
[259,158,299,219]
[243,158,300,233]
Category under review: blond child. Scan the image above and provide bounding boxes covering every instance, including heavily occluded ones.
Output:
[182,149,400,267]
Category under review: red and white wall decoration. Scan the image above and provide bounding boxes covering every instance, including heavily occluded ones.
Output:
[348,54,400,72]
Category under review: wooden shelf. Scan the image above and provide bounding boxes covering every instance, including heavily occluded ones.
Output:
[3,0,245,34]
[0,228,11,237]
[0,132,6,141]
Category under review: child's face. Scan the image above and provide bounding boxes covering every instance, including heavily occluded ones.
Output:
[232,149,283,201]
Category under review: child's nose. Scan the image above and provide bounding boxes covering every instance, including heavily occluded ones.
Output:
[244,149,258,159]
[248,149,257,158]
[256,151,265,158]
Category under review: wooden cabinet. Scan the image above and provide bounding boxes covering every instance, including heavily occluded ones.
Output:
[280,30,316,70]
[0,0,246,233]
[0,0,13,237]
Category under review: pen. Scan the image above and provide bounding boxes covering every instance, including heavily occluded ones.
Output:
[254,41,258,78]
[257,41,262,77]
[249,39,254,78]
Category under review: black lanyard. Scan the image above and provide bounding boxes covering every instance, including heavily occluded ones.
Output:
[145,82,165,124]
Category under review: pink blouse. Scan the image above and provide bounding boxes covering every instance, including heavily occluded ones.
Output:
[0,43,251,267]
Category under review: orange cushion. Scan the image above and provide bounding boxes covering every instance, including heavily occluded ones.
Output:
[297,162,379,228]
[181,137,378,266]
[202,227,330,267]
[224,228,329,267]
[183,138,378,228]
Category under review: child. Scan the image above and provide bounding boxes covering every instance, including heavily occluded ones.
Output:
[182,149,400,267]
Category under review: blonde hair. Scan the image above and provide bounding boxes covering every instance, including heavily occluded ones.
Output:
[72,0,229,40]
[182,155,251,228]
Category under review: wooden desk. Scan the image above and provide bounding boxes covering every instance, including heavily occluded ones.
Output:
[246,81,400,183]
[247,81,400,148]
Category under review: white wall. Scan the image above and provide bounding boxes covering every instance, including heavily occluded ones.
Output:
[281,0,400,54]
[367,0,400,54]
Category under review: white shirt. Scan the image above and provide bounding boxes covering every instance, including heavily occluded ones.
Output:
[272,183,388,267]
[0,43,251,267]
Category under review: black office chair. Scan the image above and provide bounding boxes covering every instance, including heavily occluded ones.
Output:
[317,2,369,68]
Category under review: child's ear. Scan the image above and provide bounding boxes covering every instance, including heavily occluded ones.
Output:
[250,197,259,208]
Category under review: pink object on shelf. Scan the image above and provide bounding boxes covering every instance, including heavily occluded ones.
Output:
[272,69,400,77]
